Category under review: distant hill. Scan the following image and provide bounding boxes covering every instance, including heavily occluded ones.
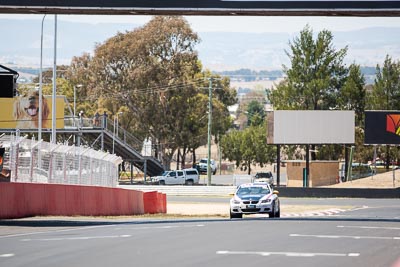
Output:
[198,27,400,71]
[1,19,399,75]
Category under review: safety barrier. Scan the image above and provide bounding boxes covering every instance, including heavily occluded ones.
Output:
[143,191,167,214]
[0,183,167,219]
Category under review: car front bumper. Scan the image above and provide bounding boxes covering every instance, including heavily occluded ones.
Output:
[230,202,273,214]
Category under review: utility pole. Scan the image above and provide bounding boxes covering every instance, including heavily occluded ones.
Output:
[207,78,213,186]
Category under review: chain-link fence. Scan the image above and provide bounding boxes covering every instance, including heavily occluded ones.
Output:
[0,133,122,187]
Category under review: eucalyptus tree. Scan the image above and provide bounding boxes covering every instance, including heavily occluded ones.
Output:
[65,16,236,169]
[368,55,400,110]
[247,100,265,126]
[339,63,366,127]
[87,16,201,168]
[178,71,236,168]
[221,124,275,174]
[269,25,348,111]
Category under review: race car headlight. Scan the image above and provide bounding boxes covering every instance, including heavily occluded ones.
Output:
[231,196,241,205]
[261,199,272,203]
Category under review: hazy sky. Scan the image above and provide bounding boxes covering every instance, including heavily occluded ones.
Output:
[1,14,400,33]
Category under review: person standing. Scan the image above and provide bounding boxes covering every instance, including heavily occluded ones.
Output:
[79,110,84,128]
[93,112,100,127]
[103,111,108,129]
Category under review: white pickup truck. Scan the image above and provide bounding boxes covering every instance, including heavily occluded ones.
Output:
[151,168,200,185]
[197,158,217,175]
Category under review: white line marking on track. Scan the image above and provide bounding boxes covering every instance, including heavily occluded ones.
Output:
[216,251,360,257]
[114,224,205,230]
[0,254,14,258]
[350,206,369,211]
[282,208,348,217]
[337,225,400,230]
[20,235,131,242]
[0,224,118,239]
[290,234,400,240]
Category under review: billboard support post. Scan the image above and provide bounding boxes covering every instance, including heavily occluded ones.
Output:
[302,168,307,188]
[347,146,354,182]
[276,144,280,186]
[344,145,349,182]
[306,144,310,187]
[392,160,396,188]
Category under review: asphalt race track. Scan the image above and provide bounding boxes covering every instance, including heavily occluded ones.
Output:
[0,198,399,267]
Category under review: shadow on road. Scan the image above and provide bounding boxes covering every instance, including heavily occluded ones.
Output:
[1,215,399,228]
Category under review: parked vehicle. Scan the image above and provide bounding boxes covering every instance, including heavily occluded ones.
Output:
[252,171,274,185]
[151,168,200,185]
[229,182,280,219]
[183,168,200,185]
[196,158,217,175]
[339,163,375,182]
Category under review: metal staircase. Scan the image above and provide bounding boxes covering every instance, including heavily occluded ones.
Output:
[72,117,164,177]
[0,117,165,177]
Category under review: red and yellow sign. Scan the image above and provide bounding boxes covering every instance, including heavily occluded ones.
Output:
[386,114,400,136]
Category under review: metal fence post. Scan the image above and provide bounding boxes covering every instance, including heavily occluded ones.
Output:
[48,144,60,183]
[63,147,67,183]
[78,146,82,184]
[29,140,34,182]
[29,140,42,183]
[143,159,147,184]
[10,139,17,182]
[11,131,25,182]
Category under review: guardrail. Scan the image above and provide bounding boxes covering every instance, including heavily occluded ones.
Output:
[120,185,237,196]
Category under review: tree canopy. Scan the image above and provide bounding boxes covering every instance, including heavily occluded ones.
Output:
[221,124,275,174]
[65,16,236,169]
[269,25,348,111]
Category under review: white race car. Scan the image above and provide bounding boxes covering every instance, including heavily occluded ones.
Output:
[229,183,280,219]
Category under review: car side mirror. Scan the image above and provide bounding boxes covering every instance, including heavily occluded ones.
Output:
[273,190,279,195]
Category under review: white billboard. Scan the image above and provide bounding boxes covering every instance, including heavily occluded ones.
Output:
[267,110,354,144]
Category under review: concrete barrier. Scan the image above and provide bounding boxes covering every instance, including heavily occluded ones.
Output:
[143,191,167,214]
[0,183,165,219]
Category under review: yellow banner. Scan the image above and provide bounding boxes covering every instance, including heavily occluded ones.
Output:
[0,92,64,129]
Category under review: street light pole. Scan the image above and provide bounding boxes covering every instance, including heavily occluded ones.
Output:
[112,112,123,154]
[73,84,82,127]
[38,14,46,143]
[51,14,57,144]
[207,78,213,186]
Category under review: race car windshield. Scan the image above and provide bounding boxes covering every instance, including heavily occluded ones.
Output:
[237,186,270,195]
[256,172,272,178]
